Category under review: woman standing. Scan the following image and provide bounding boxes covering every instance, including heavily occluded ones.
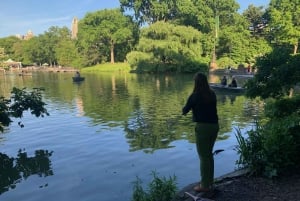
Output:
[182,72,219,192]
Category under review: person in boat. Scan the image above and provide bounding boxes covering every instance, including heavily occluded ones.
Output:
[75,71,81,78]
[220,76,227,86]
[247,64,251,74]
[228,77,237,88]
[182,72,219,192]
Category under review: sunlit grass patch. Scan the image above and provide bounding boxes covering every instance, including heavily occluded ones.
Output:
[82,62,131,72]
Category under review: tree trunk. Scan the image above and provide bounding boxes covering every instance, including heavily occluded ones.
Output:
[110,40,115,64]
[293,43,298,55]
[289,88,294,98]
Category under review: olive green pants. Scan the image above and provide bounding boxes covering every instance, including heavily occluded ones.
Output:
[195,122,219,188]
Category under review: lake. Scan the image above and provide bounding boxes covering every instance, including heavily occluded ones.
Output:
[0,71,262,201]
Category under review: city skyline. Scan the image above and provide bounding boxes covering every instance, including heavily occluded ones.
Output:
[0,0,268,38]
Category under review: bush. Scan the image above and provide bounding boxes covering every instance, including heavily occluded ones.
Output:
[264,95,300,118]
[236,108,300,178]
[217,57,235,69]
[132,171,177,201]
[126,51,154,71]
[262,114,300,176]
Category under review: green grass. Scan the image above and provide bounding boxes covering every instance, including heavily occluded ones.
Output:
[81,62,131,73]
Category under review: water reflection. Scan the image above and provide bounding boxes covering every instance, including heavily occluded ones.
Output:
[218,94,240,105]
[124,109,178,153]
[0,149,53,194]
[0,72,262,154]
[0,72,264,201]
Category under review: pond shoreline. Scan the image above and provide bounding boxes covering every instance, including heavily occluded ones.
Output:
[172,168,249,201]
[173,168,300,201]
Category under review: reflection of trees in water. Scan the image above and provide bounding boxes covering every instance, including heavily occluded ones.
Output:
[80,73,263,153]
[242,99,264,119]
[124,95,262,153]
[124,109,177,153]
[0,149,53,195]
[217,95,264,140]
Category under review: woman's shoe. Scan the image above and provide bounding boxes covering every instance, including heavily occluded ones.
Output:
[193,185,211,192]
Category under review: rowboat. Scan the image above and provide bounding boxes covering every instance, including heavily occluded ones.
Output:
[72,77,85,82]
[209,83,245,93]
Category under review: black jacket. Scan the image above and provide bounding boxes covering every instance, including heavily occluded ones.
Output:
[182,91,218,124]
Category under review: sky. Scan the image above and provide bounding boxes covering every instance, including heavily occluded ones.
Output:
[0,0,269,38]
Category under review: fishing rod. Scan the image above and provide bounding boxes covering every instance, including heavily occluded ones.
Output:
[185,191,215,201]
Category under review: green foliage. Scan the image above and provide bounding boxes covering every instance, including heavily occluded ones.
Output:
[22,37,46,65]
[55,35,84,68]
[126,21,209,73]
[245,48,300,99]
[0,87,49,132]
[121,0,264,66]
[0,1,279,70]
[120,0,178,25]
[262,114,300,176]
[11,26,76,66]
[236,96,300,177]
[239,40,300,178]
[264,95,300,118]
[0,36,21,60]
[217,57,235,68]
[242,5,266,37]
[120,0,240,33]
[235,124,265,175]
[269,0,300,54]
[215,11,272,65]
[77,9,139,65]
[126,51,153,71]
[39,26,70,66]
[217,24,250,64]
[132,171,177,201]
[0,97,11,131]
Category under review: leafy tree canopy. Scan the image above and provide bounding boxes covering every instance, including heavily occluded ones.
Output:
[120,0,240,33]
[126,21,208,73]
[77,8,139,65]
[268,0,300,54]
[0,36,21,60]
[0,87,49,132]
[245,47,300,99]
[242,4,267,36]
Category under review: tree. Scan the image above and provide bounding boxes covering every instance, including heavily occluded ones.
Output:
[0,87,49,132]
[120,0,240,33]
[268,0,300,54]
[77,9,138,64]
[17,26,75,67]
[245,47,300,99]
[12,40,26,64]
[241,48,300,176]
[0,36,21,60]
[53,28,84,68]
[243,4,268,37]
[126,21,208,73]
[22,37,46,66]
[56,39,83,67]
[121,0,258,67]
[120,0,178,25]
[42,26,72,66]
